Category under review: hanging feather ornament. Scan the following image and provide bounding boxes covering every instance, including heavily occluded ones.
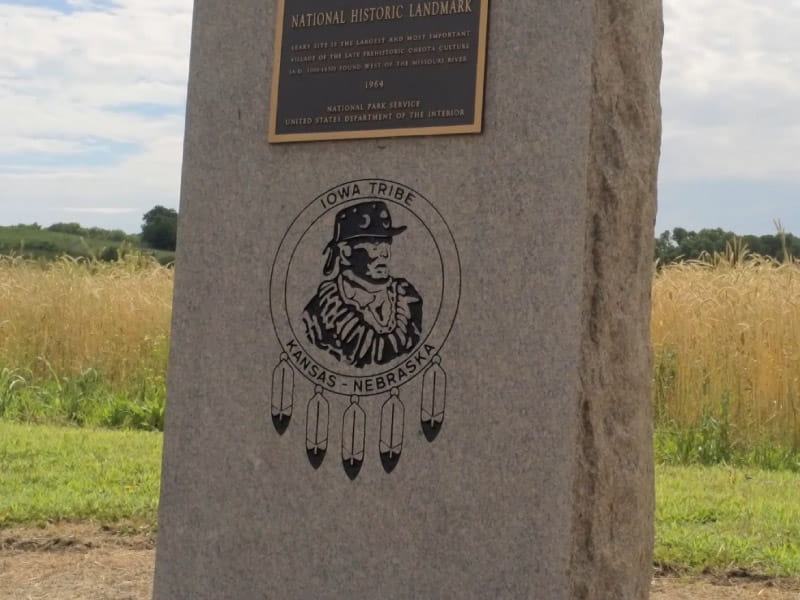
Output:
[379,388,405,473]
[270,353,294,434]
[341,395,366,480]
[420,355,446,441]
[305,386,329,469]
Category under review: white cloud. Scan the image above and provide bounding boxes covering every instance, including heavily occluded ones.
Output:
[661,0,800,182]
[0,0,191,230]
[0,136,86,154]
[65,206,138,214]
[1,0,799,233]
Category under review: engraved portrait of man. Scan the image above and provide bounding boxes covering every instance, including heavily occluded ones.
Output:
[302,201,423,368]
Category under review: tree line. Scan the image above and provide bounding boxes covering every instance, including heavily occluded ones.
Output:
[655,228,800,264]
[7,211,796,265]
[24,222,136,243]
[11,205,178,252]
[0,206,178,262]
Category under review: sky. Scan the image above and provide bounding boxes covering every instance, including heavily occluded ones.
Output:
[0,0,798,235]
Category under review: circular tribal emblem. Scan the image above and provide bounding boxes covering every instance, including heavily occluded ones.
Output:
[269,179,460,478]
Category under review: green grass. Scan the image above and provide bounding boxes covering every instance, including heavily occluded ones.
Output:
[656,406,800,473]
[2,422,800,577]
[0,422,162,529]
[656,464,800,576]
[0,366,166,431]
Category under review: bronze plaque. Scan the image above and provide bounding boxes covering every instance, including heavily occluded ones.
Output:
[269,0,489,143]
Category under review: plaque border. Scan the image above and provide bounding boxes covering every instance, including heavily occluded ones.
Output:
[268,0,489,143]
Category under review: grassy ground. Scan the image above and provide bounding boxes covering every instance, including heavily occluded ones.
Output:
[2,422,799,577]
[655,424,800,472]
[0,422,161,530]
[656,464,800,576]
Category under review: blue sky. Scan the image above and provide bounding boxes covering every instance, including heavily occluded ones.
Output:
[1,1,798,235]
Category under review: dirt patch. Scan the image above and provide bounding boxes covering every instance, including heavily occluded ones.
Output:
[3,524,800,599]
[0,524,154,600]
[652,577,800,599]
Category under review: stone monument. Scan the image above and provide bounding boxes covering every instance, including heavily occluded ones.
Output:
[154,1,662,598]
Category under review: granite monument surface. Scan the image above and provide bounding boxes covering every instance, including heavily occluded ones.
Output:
[154,1,663,598]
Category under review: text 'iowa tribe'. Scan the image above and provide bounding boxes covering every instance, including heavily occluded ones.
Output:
[285,339,438,395]
[291,1,473,28]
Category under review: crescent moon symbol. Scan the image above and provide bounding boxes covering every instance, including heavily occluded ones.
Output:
[359,214,371,229]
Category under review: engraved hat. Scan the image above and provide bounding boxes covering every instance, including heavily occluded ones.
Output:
[330,201,406,244]
[323,201,406,275]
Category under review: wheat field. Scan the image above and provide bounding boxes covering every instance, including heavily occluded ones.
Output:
[1,252,799,449]
[0,254,172,383]
[652,254,800,450]
[0,255,172,428]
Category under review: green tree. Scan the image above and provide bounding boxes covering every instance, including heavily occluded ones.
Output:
[141,206,178,251]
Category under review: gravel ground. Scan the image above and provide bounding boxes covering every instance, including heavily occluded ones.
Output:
[2,525,799,599]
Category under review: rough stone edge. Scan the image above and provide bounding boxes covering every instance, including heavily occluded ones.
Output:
[569,0,663,598]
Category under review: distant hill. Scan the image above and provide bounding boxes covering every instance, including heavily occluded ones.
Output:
[0,224,175,264]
